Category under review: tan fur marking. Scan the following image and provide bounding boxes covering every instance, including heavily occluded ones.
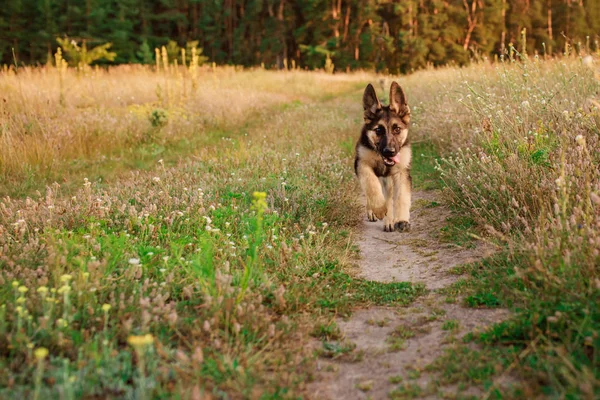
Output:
[395,144,411,170]
[381,177,394,230]
[392,172,411,222]
[357,162,387,220]
[366,130,378,148]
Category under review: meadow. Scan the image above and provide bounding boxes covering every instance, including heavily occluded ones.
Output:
[0,55,598,398]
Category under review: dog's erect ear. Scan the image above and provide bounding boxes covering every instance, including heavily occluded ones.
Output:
[363,83,381,120]
[389,82,410,123]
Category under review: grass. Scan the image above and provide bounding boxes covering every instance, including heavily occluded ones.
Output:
[427,56,600,397]
[1,54,599,397]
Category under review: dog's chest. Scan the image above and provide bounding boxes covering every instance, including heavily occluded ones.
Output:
[374,162,394,177]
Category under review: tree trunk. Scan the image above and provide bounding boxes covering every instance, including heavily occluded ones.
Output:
[547,0,553,55]
[462,0,478,51]
[342,3,350,43]
[500,0,506,54]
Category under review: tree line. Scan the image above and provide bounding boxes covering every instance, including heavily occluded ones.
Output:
[1,0,599,73]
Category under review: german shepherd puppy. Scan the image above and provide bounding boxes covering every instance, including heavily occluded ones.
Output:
[354,82,411,232]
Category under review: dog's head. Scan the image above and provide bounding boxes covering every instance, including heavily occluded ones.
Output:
[362,82,410,166]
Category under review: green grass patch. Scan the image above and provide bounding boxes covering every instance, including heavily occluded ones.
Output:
[411,142,443,190]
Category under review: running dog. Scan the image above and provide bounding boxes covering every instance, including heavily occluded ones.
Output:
[354,82,412,232]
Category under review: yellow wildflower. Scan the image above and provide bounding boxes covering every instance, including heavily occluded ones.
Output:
[101,304,111,313]
[60,274,73,283]
[34,347,49,360]
[252,191,268,213]
[57,285,71,295]
[11,281,19,288]
[37,286,48,295]
[127,334,154,347]
[18,286,28,293]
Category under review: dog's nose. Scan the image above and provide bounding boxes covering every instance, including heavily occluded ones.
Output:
[382,147,395,157]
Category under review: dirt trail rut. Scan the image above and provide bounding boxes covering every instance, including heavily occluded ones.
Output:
[308,191,511,399]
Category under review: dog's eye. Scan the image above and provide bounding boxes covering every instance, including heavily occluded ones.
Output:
[374,126,385,135]
[393,126,401,134]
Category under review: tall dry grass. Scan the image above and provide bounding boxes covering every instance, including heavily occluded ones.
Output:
[424,58,600,396]
[0,63,368,194]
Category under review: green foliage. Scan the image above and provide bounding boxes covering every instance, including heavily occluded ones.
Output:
[149,109,168,128]
[56,37,117,67]
[163,40,208,65]
[3,0,599,71]
[136,40,153,65]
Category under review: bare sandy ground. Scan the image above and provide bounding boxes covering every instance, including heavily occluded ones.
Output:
[308,191,512,399]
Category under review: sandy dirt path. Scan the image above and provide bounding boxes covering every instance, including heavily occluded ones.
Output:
[308,191,511,399]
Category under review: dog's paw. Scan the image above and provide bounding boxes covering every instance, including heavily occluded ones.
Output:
[366,210,378,222]
[383,222,395,232]
[394,221,411,232]
[371,205,387,220]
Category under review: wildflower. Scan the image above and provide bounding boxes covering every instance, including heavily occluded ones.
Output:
[192,347,204,364]
[34,348,49,360]
[56,318,68,328]
[127,334,154,347]
[60,274,72,283]
[101,304,111,313]
[16,297,26,304]
[12,281,19,288]
[37,286,48,295]
[153,177,161,183]
[555,177,564,187]
[57,285,71,295]
[18,286,28,294]
[128,258,141,265]
[575,135,585,146]
[521,100,530,108]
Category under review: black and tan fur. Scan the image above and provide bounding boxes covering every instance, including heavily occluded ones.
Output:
[354,82,412,232]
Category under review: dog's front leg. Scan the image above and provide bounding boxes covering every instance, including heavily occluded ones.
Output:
[382,178,395,231]
[357,164,387,221]
[392,170,412,232]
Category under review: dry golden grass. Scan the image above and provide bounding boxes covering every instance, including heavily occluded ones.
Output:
[0,64,369,195]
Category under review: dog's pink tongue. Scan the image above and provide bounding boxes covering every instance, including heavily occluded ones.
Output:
[391,154,402,164]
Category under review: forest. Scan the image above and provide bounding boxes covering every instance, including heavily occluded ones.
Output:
[1,0,600,73]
